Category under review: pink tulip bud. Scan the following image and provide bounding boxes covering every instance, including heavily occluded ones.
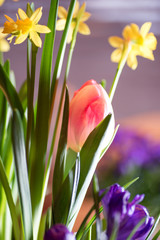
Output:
[67,79,115,152]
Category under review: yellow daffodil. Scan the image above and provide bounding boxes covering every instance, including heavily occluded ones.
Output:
[0,0,4,6]
[0,27,10,52]
[109,22,157,70]
[3,7,51,48]
[56,0,91,43]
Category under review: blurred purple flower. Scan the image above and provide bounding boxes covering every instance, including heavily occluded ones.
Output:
[101,184,154,240]
[44,224,75,240]
[106,128,160,174]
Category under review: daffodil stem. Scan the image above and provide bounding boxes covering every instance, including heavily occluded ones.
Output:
[26,42,37,161]
[0,52,3,65]
[109,44,131,102]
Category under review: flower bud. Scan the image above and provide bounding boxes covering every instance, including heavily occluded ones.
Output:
[67,79,115,152]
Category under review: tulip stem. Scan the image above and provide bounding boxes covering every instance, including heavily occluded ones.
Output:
[109,44,131,102]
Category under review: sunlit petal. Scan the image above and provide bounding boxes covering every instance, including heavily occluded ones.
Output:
[80,12,91,22]
[0,39,10,52]
[0,0,5,7]
[111,49,122,62]
[139,46,154,60]
[67,24,75,43]
[127,53,138,70]
[56,19,66,31]
[34,24,51,33]
[30,31,42,48]
[144,33,157,50]
[15,33,28,44]
[4,15,15,23]
[73,1,79,17]
[78,22,90,35]
[108,36,124,48]
[140,22,152,38]
[30,7,42,24]
[18,8,28,20]
[58,6,68,19]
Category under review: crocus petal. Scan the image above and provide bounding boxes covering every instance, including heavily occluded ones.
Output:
[111,48,122,62]
[58,6,68,19]
[33,24,51,33]
[30,7,42,24]
[108,36,124,48]
[78,22,90,35]
[0,39,10,52]
[44,224,75,240]
[14,33,28,45]
[56,19,66,31]
[80,12,91,22]
[29,31,42,48]
[140,22,152,38]
[18,8,28,20]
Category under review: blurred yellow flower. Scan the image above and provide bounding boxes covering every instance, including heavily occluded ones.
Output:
[0,27,10,52]
[56,0,91,43]
[109,22,157,70]
[0,0,4,6]
[3,7,51,48]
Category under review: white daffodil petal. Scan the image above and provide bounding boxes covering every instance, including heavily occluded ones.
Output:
[15,33,28,45]
[56,19,66,31]
[34,24,51,33]
[18,8,28,20]
[30,7,42,24]
[140,22,152,38]
[78,22,90,35]
[30,31,42,48]
[58,6,68,19]
[0,39,10,52]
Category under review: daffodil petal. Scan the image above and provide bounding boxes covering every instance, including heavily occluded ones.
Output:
[81,12,91,22]
[0,0,5,7]
[130,23,139,34]
[122,25,132,40]
[30,31,42,48]
[30,7,42,24]
[78,22,90,35]
[4,15,15,23]
[73,1,79,17]
[18,8,28,20]
[58,6,68,19]
[56,19,66,31]
[0,27,7,39]
[108,36,124,48]
[139,46,154,60]
[67,24,75,43]
[127,53,138,70]
[111,49,122,62]
[140,22,151,38]
[33,24,51,33]
[144,33,157,50]
[15,33,28,45]
[0,39,10,52]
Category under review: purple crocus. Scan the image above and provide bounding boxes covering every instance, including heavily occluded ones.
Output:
[44,224,75,240]
[101,184,154,240]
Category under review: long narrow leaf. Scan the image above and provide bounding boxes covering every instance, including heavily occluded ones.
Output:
[0,157,20,240]
[0,64,23,116]
[12,110,33,240]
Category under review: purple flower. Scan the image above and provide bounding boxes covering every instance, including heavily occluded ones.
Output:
[102,184,154,240]
[44,224,75,240]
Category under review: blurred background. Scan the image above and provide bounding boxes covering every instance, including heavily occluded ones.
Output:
[1,0,160,227]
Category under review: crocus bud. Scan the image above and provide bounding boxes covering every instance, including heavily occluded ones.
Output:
[44,224,75,240]
[68,79,115,152]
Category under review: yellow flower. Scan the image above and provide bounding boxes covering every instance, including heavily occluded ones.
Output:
[0,27,10,52]
[56,0,91,43]
[109,22,157,70]
[0,0,5,6]
[3,7,51,48]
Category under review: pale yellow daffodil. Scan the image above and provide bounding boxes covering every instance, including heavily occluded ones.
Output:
[109,22,157,70]
[0,27,10,52]
[3,7,51,48]
[56,0,91,43]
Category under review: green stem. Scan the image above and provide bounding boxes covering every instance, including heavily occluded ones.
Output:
[26,42,37,163]
[109,43,131,102]
[0,52,3,65]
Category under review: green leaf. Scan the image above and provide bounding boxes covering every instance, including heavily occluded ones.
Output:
[0,64,23,117]
[52,87,69,201]
[123,177,139,189]
[0,157,20,240]
[19,79,27,111]
[69,114,112,229]
[12,110,33,240]
[63,148,77,181]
